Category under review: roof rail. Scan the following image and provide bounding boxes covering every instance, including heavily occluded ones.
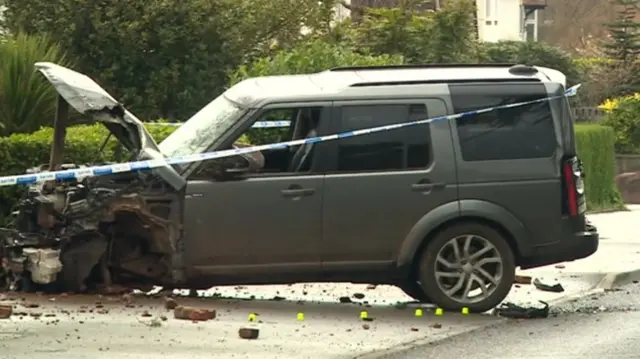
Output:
[329,63,518,72]
[349,78,541,87]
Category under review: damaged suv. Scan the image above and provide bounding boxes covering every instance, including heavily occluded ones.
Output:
[0,62,598,313]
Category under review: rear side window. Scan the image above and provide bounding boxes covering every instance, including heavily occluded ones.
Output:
[450,83,556,161]
[334,103,431,172]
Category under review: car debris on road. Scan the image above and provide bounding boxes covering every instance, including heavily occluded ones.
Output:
[493,300,550,319]
[533,278,565,293]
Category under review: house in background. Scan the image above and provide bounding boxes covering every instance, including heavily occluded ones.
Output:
[340,0,547,42]
[476,0,547,42]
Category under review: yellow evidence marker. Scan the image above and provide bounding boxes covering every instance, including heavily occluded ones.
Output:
[461,307,470,315]
[435,308,443,316]
[297,312,305,321]
[360,311,368,320]
[414,308,423,317]
[248,313,257,322]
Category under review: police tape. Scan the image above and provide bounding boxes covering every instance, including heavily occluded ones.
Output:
[147,121,291,128]
[0,85,580,187]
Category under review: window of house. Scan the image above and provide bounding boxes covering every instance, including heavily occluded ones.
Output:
[524,8,537,22]
[525,23,537,41]
[333,103,431,173]
[450,84,556,162]
[522,8,538,41]
[485,0,498,23]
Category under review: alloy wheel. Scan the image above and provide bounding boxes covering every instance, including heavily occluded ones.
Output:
[433,234,503,304]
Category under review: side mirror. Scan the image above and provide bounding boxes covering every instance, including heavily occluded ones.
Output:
[217,155,252,181]
[223,166,250,176]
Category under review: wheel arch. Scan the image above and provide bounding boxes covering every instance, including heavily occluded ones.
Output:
[396,199,531,277]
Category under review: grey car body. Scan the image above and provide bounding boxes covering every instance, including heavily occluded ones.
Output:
[0,62,598,312]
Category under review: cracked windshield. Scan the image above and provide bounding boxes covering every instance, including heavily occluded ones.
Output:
[158,95,244,161]
[0,0,635,358]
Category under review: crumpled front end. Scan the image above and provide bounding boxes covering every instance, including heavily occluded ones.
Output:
[0,163,183,293]
[0,63,186,294]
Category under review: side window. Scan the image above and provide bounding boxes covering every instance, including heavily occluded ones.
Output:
[451,84,556,162]
[192,106,324,179]
[241,109,292,146]
[334,103,431,173]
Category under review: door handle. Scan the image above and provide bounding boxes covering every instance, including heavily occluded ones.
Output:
[411,181,445,192]
[281,187,315,198]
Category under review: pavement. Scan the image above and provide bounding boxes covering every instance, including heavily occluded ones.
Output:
[1,206,640,358]
[502,205,640,307]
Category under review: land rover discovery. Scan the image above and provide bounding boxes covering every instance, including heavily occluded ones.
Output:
[0,62,599,313]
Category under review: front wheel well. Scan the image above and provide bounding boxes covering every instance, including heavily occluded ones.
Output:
[408,216,522,279]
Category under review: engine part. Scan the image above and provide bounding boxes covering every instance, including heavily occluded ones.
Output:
[22,248,63,284]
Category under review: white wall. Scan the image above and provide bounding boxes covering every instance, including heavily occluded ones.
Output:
[476,0,525,42]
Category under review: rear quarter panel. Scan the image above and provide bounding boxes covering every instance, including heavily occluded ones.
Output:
[449,83,564,250]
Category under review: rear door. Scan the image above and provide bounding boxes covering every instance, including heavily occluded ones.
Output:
[320,97,458,273]
[449,82,562,247]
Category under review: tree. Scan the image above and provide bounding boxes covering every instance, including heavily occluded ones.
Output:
[478,41,581,86]
[603,0,640,63]
[537,0,616,54]
[229,38,403,84]
[345,0,479,63]
[2,0,339,120]
[229,38,403,145]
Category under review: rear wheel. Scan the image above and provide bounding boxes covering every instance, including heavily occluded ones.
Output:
[417,222,515,313]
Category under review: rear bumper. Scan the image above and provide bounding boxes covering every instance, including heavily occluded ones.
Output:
[520,226,599,269]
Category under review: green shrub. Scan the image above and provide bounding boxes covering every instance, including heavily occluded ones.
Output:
[229,38,403,85]
[0,122,622,223]
[0,123,176,224]
[600,93,640,154]
[575,124,625,211]
[230,39,403,144]
[573,58,639,106]
[3,0,339,121]
[478,41,581,86]
[0,32,71,135]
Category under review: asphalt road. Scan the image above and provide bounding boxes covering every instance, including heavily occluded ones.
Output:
[2,281,640,359]
[0,291,499,359]
[376,283,640,359]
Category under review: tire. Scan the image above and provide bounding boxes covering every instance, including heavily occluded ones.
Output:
[417,222,515,313]
[398,280,432,303]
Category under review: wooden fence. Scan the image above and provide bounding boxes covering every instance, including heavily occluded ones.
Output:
[573,107,605,123]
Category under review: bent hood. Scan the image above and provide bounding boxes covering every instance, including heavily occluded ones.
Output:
[35,62,186,190]
[35,62,156,153]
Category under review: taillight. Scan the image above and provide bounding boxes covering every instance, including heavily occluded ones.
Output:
[563,157,585,216]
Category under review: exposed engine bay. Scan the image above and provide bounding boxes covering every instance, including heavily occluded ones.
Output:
[0,163,180,293]
[0,62,268,294]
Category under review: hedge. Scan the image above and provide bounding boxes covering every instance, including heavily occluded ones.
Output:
[0,122,624,224]
[0,124,176,224]
[575,124,625,211]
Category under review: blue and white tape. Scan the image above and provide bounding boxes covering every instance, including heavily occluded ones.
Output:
[147,121,291,128]
[0,85,580,187]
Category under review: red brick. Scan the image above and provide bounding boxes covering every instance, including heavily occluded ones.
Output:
[0,305,12,319]
[173,306,216,321]
[238,328,259,339]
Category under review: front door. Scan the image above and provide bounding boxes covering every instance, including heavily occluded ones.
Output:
[182,103,332,280]
[321,98,458,274]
